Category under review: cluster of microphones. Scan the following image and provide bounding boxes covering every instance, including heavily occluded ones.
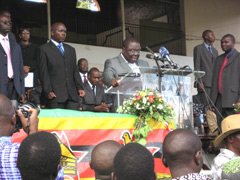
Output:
[146,46,178,69]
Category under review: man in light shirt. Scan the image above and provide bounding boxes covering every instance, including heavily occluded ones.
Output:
[78,58,89,84]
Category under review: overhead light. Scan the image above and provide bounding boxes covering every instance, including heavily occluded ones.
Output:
[24,0,46,3]
[76,0,100,12]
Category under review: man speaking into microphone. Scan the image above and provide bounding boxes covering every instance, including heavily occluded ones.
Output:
[102,38,149,109]
[102,38,149,88]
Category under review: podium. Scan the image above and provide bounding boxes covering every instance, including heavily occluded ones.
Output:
[106,67,205,129]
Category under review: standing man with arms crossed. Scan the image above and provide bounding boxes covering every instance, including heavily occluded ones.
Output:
[194,30,218,105]
[210,34,240,130]
[0,15,25,103]
[37,22,84,110]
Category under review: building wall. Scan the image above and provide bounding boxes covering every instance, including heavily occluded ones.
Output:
[183,0,240,56]
[66,42,193,72]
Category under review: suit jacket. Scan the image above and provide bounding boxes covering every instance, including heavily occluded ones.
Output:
[210,50,240,108]
[80,83,107,111]
[194,43,218,87]
[102,53,149,87]
[0,37,25,99]
[37,41,82,104]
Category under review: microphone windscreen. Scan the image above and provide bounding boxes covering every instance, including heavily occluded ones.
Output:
[159,47,169,57]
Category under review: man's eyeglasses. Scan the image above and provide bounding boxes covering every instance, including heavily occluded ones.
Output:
[21,32,30,34]
[128,50,141,55]
[1,21,12,25]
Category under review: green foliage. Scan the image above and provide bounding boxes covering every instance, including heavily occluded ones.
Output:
[117,89,175,146]
[233,100,240,114]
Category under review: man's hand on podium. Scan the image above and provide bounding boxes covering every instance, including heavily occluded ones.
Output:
[111,78,120,87]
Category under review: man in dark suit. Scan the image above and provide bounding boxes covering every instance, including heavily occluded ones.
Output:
[37,22,84,110]
[0,15,25,102]
[78,58,89,84]
[80,68,110,112]
[210,34,240,130]
[102,37,149,88]
[0,10,16,41]
[194,30,218,105]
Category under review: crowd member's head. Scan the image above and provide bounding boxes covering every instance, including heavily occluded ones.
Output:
[202,30,215,44]
[162,129,203,179]
[0,94,16,136]
[0,14,11,36]
[90,140,122,179]
[88,67,101,86]
[17,131,61,180]
[214,114,240,155]
[122,38,141,64]
[78,58,89,74]
[19,27,30,43]
[221,34,235,54]
[222,158,240,180]
[51,22,66,43]
[112,143,155,180]
[0,10,11,19]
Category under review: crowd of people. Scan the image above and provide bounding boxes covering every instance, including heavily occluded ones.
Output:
[1,7,240,180]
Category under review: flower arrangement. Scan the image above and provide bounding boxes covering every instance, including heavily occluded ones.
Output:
[117,88,175,146]
[233,101,240,114]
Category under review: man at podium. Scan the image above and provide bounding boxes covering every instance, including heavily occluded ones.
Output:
[102,38,149,88]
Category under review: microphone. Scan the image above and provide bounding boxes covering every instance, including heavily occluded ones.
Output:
[146,54,159,60]
[159,47,176,67]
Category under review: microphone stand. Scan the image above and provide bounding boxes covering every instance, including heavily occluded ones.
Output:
[146,46,164,93]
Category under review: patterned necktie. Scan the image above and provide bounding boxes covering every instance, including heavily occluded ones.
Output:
[218,55,228,94]
[2,37,13,78]
[83,75,87,83]
[57,43,64,55]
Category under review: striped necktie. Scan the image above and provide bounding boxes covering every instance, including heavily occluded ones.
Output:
[57,43,64,55]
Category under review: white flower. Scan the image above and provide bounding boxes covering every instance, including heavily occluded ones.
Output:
[157,104,163,109]
[136,103,140,110]
[143,97,147,104]
[149,92,154,95]
[147,102,150,106]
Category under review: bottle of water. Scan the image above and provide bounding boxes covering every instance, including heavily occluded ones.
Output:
[199,110,204,124]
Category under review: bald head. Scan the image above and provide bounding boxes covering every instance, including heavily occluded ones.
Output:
[51,22,66,43]
[91,140,122,179]
[162,129,202,175]
[0,94,14,122]
[0,94,15,136]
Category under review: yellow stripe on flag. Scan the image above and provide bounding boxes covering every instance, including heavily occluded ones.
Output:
[39,117,175,130]
[39,117,136,130]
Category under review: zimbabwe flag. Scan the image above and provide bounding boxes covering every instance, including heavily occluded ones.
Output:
[12,109,175,180]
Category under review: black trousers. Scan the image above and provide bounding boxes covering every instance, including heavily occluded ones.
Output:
[215,93,236,131]
[7,80,19,100]
[45,100,80,110]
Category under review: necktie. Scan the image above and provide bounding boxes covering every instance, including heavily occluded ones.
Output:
[208,46,212,55]
[218,55,228,94]
[92,85,96,96]
[83,75,87,83]
[2,37,13,78]
[57,43,64,55]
